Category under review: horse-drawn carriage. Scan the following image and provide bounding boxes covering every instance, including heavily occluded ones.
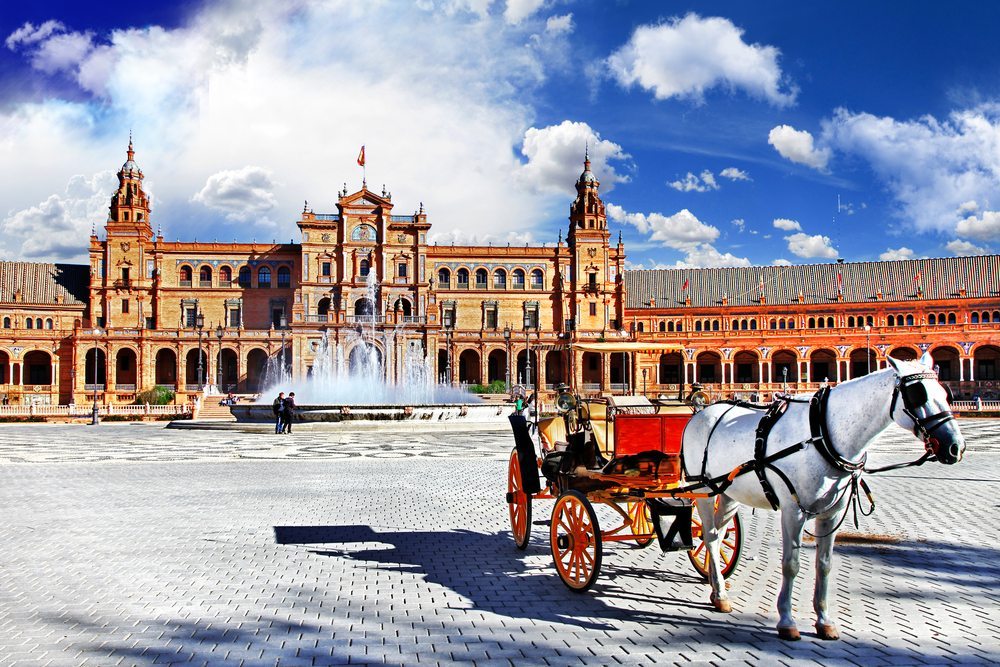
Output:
[505,343,967,640]
[505,342,742,591]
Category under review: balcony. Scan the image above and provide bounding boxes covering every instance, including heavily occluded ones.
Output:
[179,280,192,288]
[401,316,427,324]
[346,315,385,324]
[199,280,212,288]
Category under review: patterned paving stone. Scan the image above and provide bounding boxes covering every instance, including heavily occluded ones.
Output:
[0,419,997,665]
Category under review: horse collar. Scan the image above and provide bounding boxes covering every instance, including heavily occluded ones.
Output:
[809,386,866,473]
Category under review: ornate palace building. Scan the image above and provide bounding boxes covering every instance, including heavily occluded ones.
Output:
[0,140,998,407]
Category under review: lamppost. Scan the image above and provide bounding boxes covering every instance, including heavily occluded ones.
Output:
[642,367,648,397]
[864,324,872,375]
[444,328,452,385]
[195,311,205,390]
[503,324,512,393]
[523,313,532,389]
[90,328,101,425]
[782,366,788,393]
[215,324,224,391]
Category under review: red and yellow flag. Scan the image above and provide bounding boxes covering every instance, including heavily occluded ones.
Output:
[357,145,365,167]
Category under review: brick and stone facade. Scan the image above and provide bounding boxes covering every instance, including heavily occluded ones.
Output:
[0,140,997,406]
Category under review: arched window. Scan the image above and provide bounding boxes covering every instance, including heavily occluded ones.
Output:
[848,316,855,327]
[437,267,451,288]
[493,269,506,289]
[982,311,990,322]
[778,319,786,330]
[457,268,469,287]
[676,322,683,332]
[712,320,719,331]
[827,317,834,328]
[667,322,675,332]
[928,313,936,325]
[787,319,795,329]
[770,319,777,329]
[740,319,748,330]
[905,314,914,326]
[636,322,644,332]
[731,319,738,330]
[179,265,193,286]
[258,266,271,288]
[993,311,1000,323]
[972,312,980,324]
[887,315,895,326]
[2,316,10,328]
[695,321,703,332]
[808,317,816,328]
[530,269,544,289]
[199,266,212,287]
[35,318,42,329]
[512,269,525,289]
[46,318,53,329]
[750,319,757,330]
[219,266,232,286]
[659,321,666,332]
[947,313,956,325]
[359,259,370,277]
[238,266,251,288]
[277,266,291,288]
[26,318,33,329]
[475,268,488,288]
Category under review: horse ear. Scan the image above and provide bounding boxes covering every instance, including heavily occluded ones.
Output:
[886,356,903,374]
[919,351,934,369]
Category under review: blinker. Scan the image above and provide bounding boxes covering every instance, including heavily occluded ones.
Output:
[902,382,927,407]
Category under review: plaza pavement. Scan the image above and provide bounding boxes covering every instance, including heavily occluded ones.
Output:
[0,419,998,666]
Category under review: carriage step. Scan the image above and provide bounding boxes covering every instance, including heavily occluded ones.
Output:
[648,498,695,553]
[505,492,514,503]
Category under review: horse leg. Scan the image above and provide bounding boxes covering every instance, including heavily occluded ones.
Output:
[813,513,841,640]
[777,506,806,641]
[696,496,732,613]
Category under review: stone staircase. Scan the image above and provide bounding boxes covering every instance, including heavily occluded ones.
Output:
[193,395,253,422]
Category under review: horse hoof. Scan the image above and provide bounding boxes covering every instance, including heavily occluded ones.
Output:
[711,597,732,613]
[816,623,840,640]
[778,626,801,641]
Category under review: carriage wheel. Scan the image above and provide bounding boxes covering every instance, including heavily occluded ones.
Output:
[507,449,532,550]
[688,500,743,581]
[551,491,602,592]
[627,500,655,548]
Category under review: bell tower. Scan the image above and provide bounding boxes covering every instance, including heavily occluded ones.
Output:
[566,151,623,336]
[106,135,152,239]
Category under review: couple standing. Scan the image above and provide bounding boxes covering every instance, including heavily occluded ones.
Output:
[271,392,296,434]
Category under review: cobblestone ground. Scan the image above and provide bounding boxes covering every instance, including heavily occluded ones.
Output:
[0,420,998,666]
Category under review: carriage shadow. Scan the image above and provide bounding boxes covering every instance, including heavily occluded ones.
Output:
[274,524,751,631]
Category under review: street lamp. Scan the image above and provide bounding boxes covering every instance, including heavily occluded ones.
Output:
[90,328,101,425]
[642,367,648,397]
[523,313,532,390]
[215,324,224,391]
[864,324,872,375]
[444,328,452,385]
[503,324,512,393]
[782,366,788,393]
[195,311,205,390]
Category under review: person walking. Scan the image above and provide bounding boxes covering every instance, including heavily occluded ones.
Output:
[272,392,285,434]
[281,392,296,434]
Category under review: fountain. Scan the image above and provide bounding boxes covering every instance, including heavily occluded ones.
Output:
[231,272,507,425]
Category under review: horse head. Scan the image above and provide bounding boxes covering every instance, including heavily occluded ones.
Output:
[886,352,965,464]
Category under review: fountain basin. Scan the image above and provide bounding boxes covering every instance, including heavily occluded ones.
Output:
[231,403,511,424]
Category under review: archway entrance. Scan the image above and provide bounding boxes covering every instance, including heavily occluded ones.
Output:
[487,349,507,385]
[658,352,683,386]
[545,351,565,388]
[772,350,798,384]
[850,348,876,378]
[155,349,177,387]
[696,351,721,385]
[581,352,602,390]
[458,349,481,385]
[186,349,208,388]
[24,351,52,385]
[219,348,238,390]
[246,349,268,392]
[84,348,107,387]
[115,348,137,389]
[516,349,539,387]
[931,346,959,382]
[810,349,836,383]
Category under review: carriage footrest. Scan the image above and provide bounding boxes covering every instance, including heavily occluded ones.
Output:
[647,498,694,553]
[505,492,514,503]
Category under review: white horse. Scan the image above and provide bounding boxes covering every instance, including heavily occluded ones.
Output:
[681,353,965,641]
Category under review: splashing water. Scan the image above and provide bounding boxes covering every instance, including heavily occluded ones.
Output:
[259,271,477,404]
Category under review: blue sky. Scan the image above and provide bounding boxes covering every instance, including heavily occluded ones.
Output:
[1,0,998,267]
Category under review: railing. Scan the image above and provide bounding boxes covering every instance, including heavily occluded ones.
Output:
[346,315,385,324]
[0,404,191,417]
[474,281,488,289]
[219,280,232,288]
[185,384,203,392]
[952,400,1000,412]
[116,384,137,392]
[314,214,340,221]
[84,384,106,391]
[179,280,192,287]
[306,314,332,323]
[390,215,413,222]
[401,316,427,324]
[199,280,212,287]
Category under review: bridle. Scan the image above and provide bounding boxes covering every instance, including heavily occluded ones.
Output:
[889,371,956,458]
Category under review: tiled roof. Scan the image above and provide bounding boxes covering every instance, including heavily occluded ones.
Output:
[0,262,89,306]
[625,255,1000,309]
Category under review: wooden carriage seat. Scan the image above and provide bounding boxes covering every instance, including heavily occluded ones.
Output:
[538,417,567,450]
[614,413,690,458]
[585,401,613,458]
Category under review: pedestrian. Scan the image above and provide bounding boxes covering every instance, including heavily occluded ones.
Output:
[272,392,285,434]
[281,392,296,434]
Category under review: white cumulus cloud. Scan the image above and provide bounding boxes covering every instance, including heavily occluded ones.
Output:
[720,167,751,181]
[785,232,838,259]
[772,258,792,266]
[606,13,795,106]
[544,14,573,35]
[504,0,547,24]
[668,170,718,192]
[879,247,915,261]
[955,210,1000,241]
[607,204,719,250]
[674,244,751,268]
[517,120,630,194]
[945,239,988,256]
[772,218,801,231]
[822,106,1000,234]
[768,125,831,171]
[192,166,279,222]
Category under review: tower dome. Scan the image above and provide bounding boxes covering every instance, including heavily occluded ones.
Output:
[120,136,142,176]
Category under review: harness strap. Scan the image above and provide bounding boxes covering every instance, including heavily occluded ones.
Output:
[687,403,741,492]
[754,398,791,510]
[809,386,866,473]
